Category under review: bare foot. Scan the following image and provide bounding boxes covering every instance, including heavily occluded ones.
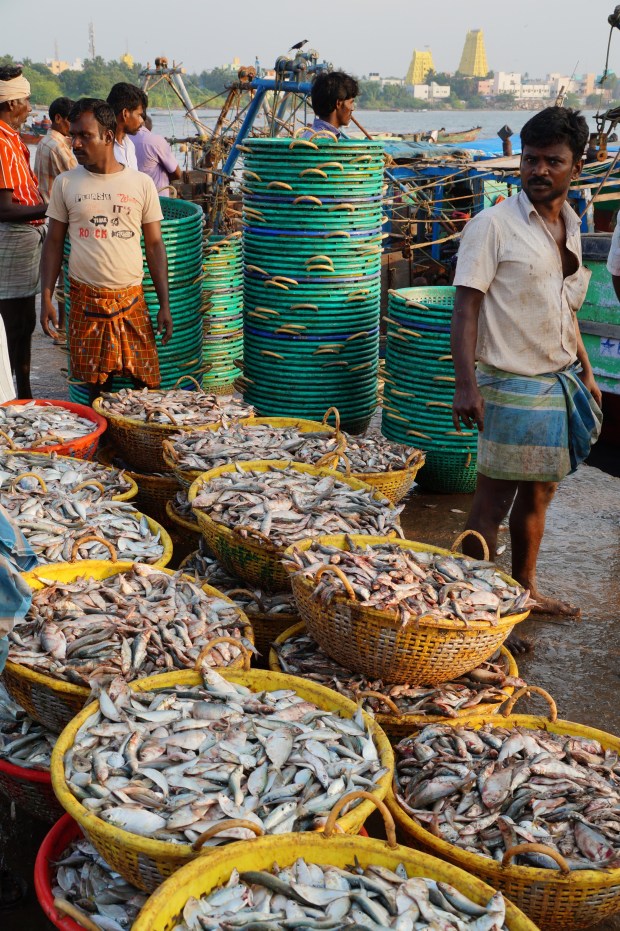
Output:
[505,632,534,655]
[527,592,581,618]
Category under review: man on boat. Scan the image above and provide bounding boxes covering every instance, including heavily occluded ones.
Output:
[106,82,148,170]
[307,71,359,139]
[451,107,601,624]
[34,96,77,342]
[39,98,172,404]
[0,65,47,398]
[133,113,181,193]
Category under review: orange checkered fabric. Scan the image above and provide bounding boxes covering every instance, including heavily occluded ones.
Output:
[68,278,160,387]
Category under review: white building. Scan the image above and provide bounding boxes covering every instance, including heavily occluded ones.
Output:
[493,72,522,96]
[546,73,577,96]
[519,83,551,99]
[367,72,381,83]
[430,82,450,99]
[381,76,404,87]
[410,84,429,100]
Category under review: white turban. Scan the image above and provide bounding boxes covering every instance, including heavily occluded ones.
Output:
[0,75,31,104]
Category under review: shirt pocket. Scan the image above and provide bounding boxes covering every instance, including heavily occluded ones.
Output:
[565,265,591,314]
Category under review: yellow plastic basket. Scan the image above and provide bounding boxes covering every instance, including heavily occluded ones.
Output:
[223,588,299,661]
[50,669,394,892]
[92,377,224,473]
[97,446,182,528]
[283,531,529,685]
[188,461,398,593]
[269,621,520,742]
[3,562,253,733]
[386,686,620,930]
[337,447,426,505]
[3,450,138,502]
[131,793,538,931]
[161,415,336,487]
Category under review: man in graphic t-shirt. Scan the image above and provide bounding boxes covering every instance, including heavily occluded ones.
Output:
[39,98,172,403]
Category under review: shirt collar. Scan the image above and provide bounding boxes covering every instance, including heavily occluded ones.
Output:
[49,128,71,147]
[312,117,342,139]
[518,189,580,234]
[0,118,19,138]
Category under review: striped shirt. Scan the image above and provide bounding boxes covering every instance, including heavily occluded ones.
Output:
[33,129,77,204]
[0,118,44,224]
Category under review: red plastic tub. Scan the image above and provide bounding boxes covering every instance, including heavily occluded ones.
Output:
[35,815,86,931]
[0,399,106,460]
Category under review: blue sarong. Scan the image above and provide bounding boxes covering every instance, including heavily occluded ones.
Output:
[476,363,603,482]
[0,505,37,674]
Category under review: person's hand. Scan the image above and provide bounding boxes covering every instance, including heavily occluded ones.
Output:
[581,369,603,409]
[157,307,173,345]
[452,382,485,432]
[40,297,59,339]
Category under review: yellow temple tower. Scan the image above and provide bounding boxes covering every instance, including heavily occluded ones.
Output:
[405,49,434,85]
[458,30,488,77]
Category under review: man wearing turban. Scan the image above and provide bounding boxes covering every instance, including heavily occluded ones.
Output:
[0,65,47,398]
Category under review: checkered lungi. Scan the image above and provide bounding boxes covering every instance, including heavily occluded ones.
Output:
[0,222,46,299]
[68,278,160,387]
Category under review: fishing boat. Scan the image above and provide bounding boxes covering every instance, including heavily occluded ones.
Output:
[437,126,482,144]
[20,116,51,146]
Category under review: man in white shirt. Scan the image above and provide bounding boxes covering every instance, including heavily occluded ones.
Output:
[451,107,601,623]
[106,82,146,170]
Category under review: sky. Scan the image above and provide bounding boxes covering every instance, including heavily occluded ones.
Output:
[1,0,616,79]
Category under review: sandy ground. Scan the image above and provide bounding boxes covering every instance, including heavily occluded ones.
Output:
[2,328,620,929]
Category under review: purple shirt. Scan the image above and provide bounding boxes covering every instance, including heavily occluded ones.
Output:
[133,125,179,193]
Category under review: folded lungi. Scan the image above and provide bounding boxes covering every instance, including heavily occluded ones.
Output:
[68,278,160,387]
[476,363,603,482]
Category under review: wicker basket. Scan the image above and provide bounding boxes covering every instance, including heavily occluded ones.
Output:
[283,532,529,685]
[50,669,393,892]
[269,621,520,742]
[3,562,253,732]
[3,450,138,502]
[130,793,537,931]
[161,415,336,487]
[0,755,64,823]
[334,447,426,505]
[188,460,398,592]
[0,399,106,460]
[386,687,620,930]
[97,447,180,527]
[92,377,215,473]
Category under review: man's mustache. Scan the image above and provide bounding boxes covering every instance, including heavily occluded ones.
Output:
[527,178,552,186]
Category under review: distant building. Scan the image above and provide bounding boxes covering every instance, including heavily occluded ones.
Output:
[578,73,596,97]
[520,82,551,100]
[493,72,522,96]
[367,72,381,83]
[430,82,450,99]
[121,52,134,69]
[405,49,434,86]
[408,82,450,101]
[477,78,494,96]
[458,29,488,78]
[382,77,404,88]
[546,73,578,97]
[46,57,83,75]
[410,84,430,101]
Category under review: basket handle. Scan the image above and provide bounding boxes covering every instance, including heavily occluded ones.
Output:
[73,479,105,497]
[0,429,16,449]
[293,195,323,206]
[145,407,179,426]
[52,899,102,931]
[191,819,263,851]
[501,843,570,875]
[174,375,203,392]
[451,530,490,563]
[71,535,117,562]
[315,565,356,600]
[10,472,48,493]
[355,689,401,717]
[161,439,180,463]
[323,791,397,848]
[502,686,558,722]
[225,587,261,606]
[322,406,341,432]
[405,450,425,470]
[233,524,274,547]
[195,636,251,671]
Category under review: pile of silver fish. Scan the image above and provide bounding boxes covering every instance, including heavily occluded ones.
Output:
[52,835,147,930]
[173,862,509,930]
[167,423,422,477]
[0,685,55,771]
[9,565,251,688]
[171,489,199,525]
[0,450,132,498]
[191,466,402,547]
[0,402,95,448]
[394,723,620,871]
[284,539,529,626]
[275,633,525,717]
[64,669,387,844]
[182,546,298,619]
[0,489,164,564]
[98,387,252,425]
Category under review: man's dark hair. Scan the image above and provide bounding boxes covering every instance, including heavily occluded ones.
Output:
[106,82,148,116]
[520,107,589,164]
[0,64,23,82]
[49,96,75,122]
[311,71,359,119]
[69,98,117,135]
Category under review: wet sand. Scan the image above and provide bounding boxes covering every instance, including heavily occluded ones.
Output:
[2,331,619,929]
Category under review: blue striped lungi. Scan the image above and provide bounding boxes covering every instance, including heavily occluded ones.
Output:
[476,363,603,483]
[0,505,37,674]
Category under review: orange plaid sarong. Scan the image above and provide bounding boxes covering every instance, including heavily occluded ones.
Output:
[68,279,160,387]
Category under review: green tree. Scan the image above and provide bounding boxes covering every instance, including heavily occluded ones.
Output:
[23,64,61,106]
